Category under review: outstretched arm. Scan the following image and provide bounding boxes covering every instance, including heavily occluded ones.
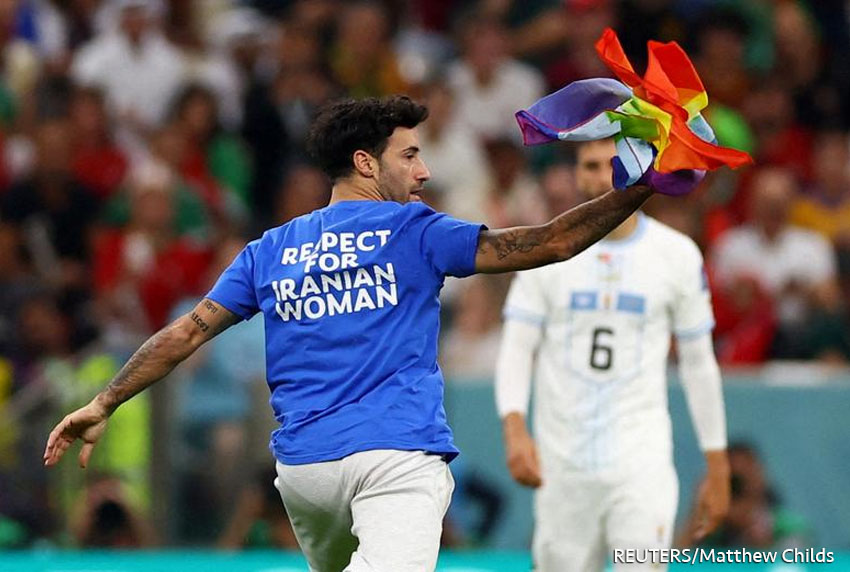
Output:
[475,185,652,273]
[43,298,241,467]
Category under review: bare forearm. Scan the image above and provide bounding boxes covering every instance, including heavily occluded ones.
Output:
[704,449,730,479]
[476,185,653,273]
[502,412,529,440]
[95,321,196,414]
[552,185,653,260]
[94,299,238,414]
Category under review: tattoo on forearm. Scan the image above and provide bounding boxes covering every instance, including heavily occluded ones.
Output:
[549,186,653,259]
[97,301,236,413]
[478,226,552,260]
[190,311,209,332]
[477,186,652,272]
[101,323,182,411]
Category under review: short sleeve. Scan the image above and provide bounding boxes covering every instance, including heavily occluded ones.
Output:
[673,241,715,340]
[416,207,486,278]
[502,269,548,327]
[206,240,260,320]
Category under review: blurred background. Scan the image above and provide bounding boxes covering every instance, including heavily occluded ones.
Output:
[0,0,848,568]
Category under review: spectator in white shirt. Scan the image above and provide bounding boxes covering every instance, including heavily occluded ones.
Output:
[711,167,847,360]
[72,0,187,142]
[447,14,544,142]
[419,80,491,222]
[198,6,271,131]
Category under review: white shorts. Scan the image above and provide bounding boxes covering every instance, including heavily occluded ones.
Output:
[274,449,454,572]
[533,463,678,572]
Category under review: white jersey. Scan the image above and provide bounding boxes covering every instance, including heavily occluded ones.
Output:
[503,214,714,474]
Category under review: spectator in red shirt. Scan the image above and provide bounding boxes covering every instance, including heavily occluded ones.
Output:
[69,86,129,201]
[93,161,211,335]
[168,83,253,221]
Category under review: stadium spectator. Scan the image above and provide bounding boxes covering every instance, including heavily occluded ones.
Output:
[711,274,777,365]
[3,293,151,544]
[168,83,254,220]
[11,0,71,75]
[0,4,41,114]
[542,0,615,90]
[772,0,838,129]
[440,275,508,382]
[68,86,129,200]
[791,131,850,248]
[199,6,270,131]
[419,80,491,222]
[71,0,187,145]
[742,80,813,184]
[710,167,847,361]
[0,119,97,294]
[791,130,850,304]
[447,13,544,142]
[693,7,752,109]
[241,18,335,217]
[93,161,213,334]
[101,171,212,251]
[329,2,409,98]
[0,224,39,355]
[70,473,154,548]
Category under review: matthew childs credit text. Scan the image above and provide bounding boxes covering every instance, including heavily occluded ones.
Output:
[613,548,835,565]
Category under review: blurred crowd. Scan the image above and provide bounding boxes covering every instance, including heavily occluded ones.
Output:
[0,0,848,551]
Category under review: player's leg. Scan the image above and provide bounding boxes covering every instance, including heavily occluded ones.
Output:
[274,460,359,572]
[606,463,678,572]
[344,449,454,572]
[533,470,607,572]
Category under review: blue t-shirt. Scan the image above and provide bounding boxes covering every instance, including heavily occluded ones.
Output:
[207,201,484,465]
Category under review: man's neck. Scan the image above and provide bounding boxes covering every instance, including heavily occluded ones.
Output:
[605,212,640,241]
[328,178,384,204]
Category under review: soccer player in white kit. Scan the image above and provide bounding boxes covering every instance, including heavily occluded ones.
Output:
[495,139,730,572]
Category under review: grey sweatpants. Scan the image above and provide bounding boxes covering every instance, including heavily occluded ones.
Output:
[274,449,455,572]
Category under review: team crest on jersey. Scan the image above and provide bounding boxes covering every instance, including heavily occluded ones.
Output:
[596,251,621,282]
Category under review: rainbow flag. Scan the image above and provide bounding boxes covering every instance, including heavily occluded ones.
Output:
[515,28,753,196]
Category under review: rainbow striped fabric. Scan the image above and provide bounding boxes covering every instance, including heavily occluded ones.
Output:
[515,28,753,196]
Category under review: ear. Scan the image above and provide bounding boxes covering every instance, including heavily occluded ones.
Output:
[352,150,377,178]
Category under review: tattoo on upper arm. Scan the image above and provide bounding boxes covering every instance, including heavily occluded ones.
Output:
[203,300,218,313]
[190,311,210,332]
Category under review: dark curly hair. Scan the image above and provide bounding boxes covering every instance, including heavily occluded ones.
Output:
[306,95,429,181]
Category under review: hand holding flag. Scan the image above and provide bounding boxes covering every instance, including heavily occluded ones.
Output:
[515,28,753,196]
